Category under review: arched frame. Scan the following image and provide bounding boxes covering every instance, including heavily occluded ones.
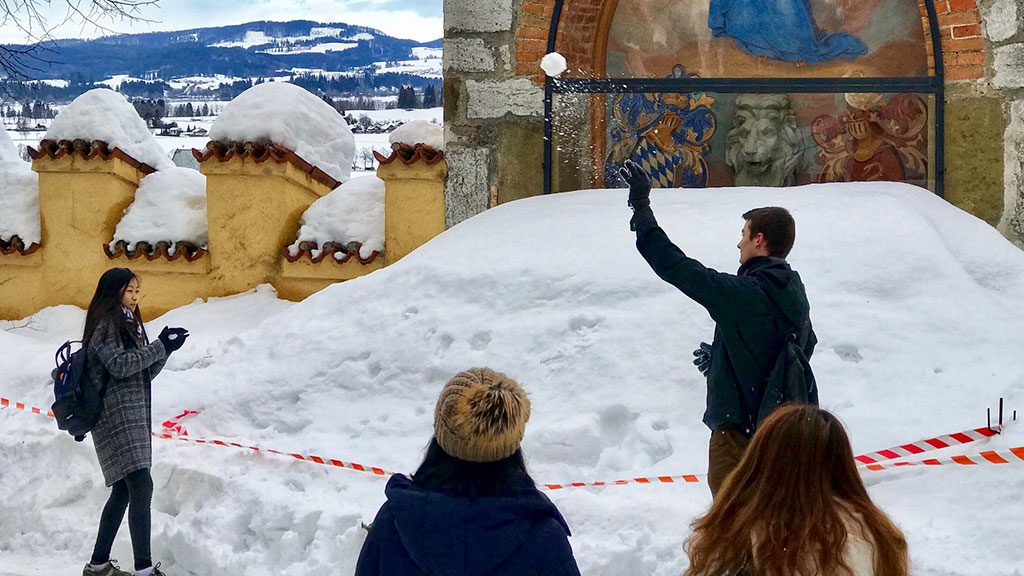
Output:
[542,0,946,196]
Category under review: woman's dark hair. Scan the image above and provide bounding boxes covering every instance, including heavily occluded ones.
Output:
[412,437,536,498]
[83,268,147,346]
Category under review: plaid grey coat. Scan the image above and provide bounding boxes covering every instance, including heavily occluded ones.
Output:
[87,314,167,487]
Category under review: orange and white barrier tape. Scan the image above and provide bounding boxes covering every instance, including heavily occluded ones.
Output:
[860,446,1024,471]
[542,474,704,490]
[0,396,54,417]
[3,394,1022,487]
[855,425,1000,466]
[150,431,395,477]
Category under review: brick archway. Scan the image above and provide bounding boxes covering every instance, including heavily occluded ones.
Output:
[515,0,609,81]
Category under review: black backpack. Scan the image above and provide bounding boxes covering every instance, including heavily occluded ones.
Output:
[756,301,818,428]
[51,340,108,442]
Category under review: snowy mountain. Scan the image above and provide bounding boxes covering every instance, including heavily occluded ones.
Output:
[0,20,442,96]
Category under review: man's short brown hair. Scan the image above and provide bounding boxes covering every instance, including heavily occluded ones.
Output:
[742,207,795,258]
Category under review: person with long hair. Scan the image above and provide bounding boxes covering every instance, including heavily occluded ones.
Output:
[355,367,581,576]
[684,403,909,576]
[82,268,189,576]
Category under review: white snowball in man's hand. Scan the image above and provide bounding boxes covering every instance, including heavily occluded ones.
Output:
[540,52,568,77]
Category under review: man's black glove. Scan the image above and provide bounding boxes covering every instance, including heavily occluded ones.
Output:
[158,326,189,353]
[619,160,651,208]
[692,342,712,376]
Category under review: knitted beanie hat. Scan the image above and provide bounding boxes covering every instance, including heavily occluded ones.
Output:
[434,368,531,463]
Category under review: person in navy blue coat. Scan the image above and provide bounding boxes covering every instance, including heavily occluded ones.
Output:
[355,368,581,576]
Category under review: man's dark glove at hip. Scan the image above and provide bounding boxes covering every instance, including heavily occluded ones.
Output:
[693,342,712,376]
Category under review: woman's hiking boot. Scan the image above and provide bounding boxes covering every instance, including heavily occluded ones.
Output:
[82,559,132,576]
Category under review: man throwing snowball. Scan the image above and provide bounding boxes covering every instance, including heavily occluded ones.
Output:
[621,160,817,496]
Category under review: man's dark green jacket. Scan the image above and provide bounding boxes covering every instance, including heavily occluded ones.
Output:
[634,216,817,435]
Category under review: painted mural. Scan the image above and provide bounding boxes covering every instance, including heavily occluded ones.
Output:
[606,0,930,78]
[812,93,928,184]
[590,87,931,191]
[604,66,717,188]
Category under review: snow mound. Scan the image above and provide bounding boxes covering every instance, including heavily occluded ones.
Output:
[44,89,174,171]
[541,52,568,77]
[288,174,384,259]
[0,124,40,244]
[2,182,1024,575]
[111,167,208,251]
[388,120,443,151]
[210,82,354,184]
[0,123,21,161]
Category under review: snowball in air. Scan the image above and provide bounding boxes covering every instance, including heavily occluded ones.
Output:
[540,52,568,78]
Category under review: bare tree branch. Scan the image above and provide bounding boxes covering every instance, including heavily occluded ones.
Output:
[0,317,41,332]
[0,0,160,80]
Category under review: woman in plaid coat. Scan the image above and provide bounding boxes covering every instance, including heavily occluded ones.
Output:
[82,268,188,576]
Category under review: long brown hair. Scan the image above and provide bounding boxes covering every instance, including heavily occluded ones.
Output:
[684,404,908,576]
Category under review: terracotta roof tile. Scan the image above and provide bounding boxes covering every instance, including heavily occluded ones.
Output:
[194,141,341,190]
[0,235,40,256]
[28,139,157,174]
[374,142,444,166]
[282,240,381,266]
[105,240,208,262]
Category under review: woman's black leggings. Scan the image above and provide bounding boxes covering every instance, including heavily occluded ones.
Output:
[90,468,154,571]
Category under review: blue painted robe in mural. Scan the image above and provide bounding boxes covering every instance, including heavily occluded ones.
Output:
[708,0,868,63]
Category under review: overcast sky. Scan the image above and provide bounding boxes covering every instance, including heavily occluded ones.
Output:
[0,0,443,44]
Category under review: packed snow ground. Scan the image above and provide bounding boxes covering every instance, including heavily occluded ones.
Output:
[1,183,1023,575]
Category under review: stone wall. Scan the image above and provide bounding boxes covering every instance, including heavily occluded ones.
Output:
[443,0,1024,246]
[443,0,546,226]
[943,0,1024,245]
[979,0,1024,246]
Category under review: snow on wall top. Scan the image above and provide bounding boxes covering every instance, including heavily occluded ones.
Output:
[0,124,21,162]
[0,124,40,245]
[44,88,174,171]
[210,82,354,184]
[288,174,384,259]
[110,167,208,252]
[388,120,443,151]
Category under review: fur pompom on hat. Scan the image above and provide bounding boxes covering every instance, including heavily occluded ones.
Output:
[434,368,531,463]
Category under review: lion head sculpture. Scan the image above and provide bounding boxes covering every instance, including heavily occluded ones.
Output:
[726,94,803,187]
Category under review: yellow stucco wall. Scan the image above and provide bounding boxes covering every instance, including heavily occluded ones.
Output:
[201,157,333,296]
[0,149,447,321]
[379,159,448,263]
